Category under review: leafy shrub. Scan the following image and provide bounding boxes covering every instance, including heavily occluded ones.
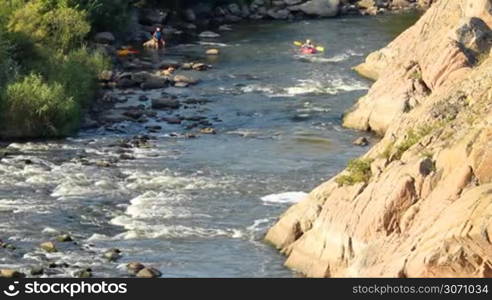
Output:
[0,30,18,89]
[8,0,90,53]
[335,158,373,186]
[49,47,110,107]
[2,73,80,137]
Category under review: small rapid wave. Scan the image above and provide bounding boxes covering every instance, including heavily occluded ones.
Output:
[261,191,307,204]
[198,41,229,47]
[237,77,368,98]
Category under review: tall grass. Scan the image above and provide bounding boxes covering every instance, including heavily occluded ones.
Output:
[2,74,80,138]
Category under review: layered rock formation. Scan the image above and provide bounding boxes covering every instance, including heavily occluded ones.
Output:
[266,0,492,277]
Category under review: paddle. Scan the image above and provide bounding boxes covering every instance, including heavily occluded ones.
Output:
[293,41,325,52]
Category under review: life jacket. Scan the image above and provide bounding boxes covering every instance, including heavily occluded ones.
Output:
[155,31,162,40]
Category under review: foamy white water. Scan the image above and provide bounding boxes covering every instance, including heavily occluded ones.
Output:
[261,192,308,204]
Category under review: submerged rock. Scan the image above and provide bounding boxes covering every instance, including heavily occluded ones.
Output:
[152,98,181,110]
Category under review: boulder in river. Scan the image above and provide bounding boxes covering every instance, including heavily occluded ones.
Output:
[136,267,162,278]
[206,48,220,55]
[30,266,44,276]
[293,0,340,17]
[127,262,145,275]
[0,269,25,278]
[40,241,57,253]
[162,117,182,124]
[99,70,113,81]
[173,75,199,85]
[141,78,169,90]
[103,248,122,262]
[192,63,210,71]
[152,98,181,110]
[200,127,217,135]
[56,234,73,242]
[228,3,242,15]
[353,136,369,146]
[74,268,92,278]
[123,109,145,120]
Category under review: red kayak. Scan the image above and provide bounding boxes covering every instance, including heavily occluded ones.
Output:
[300,47,317,55]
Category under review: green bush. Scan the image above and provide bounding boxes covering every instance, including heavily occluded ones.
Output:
[49,47,110,108]
[0,30,18,89]
[8,0,90,53]
[2,73,80,138]
[335,158,373,186]
[0,1,114,138]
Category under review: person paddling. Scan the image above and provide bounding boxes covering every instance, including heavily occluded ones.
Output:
[301,39,315,50]
[153,27,165,48]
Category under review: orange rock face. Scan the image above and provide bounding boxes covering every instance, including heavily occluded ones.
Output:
[266,0,492,278]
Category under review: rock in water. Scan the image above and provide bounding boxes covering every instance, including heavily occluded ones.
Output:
[173,75,199,85]
[103,248,122,261]
[30,266,44,276]
[294,0,340,17]
[200,128,217,135]
[0,269,25,278]
[40,241,57,253]
[74,269,92,278]
[353,137,369,146]
[206,49,220,55]
[136,267,162,278]
[127,262,145,275]
[56,234,73,242]
[152,98,181,110]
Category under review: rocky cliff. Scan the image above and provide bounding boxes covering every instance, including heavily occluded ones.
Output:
[266,0,492,277]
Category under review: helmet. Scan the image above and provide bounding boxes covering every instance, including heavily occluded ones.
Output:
[306,39,311,43]
[156,27,161,31]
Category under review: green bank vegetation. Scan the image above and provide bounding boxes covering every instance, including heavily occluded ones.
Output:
[0,0,125,138]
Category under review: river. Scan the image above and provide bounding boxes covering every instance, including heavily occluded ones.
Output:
[0,14,417,277]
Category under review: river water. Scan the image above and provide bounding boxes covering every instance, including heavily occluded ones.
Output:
[0,14,417,277]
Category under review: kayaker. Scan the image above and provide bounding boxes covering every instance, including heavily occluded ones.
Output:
[153,27,165,48]
[301,39,315,50]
